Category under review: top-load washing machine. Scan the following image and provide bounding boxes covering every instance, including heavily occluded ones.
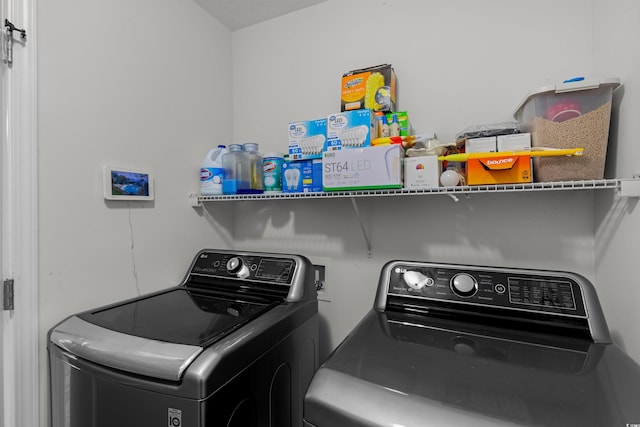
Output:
[49,249,319,427]
[304,260,640,427]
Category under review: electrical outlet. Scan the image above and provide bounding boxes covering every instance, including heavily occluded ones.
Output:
[313,264,325,291]
[309,257,330,302]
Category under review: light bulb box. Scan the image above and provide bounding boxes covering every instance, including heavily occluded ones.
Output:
[466,154,532,185]
[322,145,403,191]
[282,159,322,193]
[288,118,327,161]
[404,155,441,189]
[326,109,377,152]
[466,136,497,153]
[497,133,531,152]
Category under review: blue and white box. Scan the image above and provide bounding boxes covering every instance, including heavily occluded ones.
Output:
[288,118,327,161]
[282,160,322,193]
[326,109,376,151]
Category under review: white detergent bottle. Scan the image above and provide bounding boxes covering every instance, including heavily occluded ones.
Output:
[200,145,228,195]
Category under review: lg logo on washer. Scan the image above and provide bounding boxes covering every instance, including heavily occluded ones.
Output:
[168,408,182,427]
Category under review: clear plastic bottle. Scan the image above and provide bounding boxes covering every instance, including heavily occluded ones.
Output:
[241,143,264,194]
[222,144,246,195]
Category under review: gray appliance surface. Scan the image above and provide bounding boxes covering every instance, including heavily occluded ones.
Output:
[49,249,319,427]
[304,260,640,427]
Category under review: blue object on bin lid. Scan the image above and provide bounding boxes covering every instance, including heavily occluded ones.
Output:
[513,77,621,120]
[563,76,585,83]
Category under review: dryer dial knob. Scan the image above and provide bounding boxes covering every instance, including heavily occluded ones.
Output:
[450,273,478,298]
[226,257,243,274]
[227,257,250,279]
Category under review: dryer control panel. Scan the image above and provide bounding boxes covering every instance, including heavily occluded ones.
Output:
[384,262,588,318]
[189,251,297,285]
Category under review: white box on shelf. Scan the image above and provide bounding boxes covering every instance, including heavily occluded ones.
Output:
[497,133,531,152]
[404,156,441,189]
[322,145,403,191]
[466,137,496,153]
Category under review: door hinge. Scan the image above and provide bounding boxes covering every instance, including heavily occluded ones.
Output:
[2,19,27,66]
[3,279,14,311]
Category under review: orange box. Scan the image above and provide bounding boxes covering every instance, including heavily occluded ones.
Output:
[466,154,531,185]
[341,64,396,113]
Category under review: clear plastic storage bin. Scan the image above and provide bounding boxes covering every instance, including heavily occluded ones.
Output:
[513,77,620,182]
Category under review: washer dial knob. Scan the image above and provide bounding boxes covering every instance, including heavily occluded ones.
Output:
[450,273,478,297]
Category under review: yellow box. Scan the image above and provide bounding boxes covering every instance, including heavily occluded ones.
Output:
[341,64,396,113]
[466,154,531,185]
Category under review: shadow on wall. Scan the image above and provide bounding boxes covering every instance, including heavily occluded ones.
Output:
[203,190,599,273]
[228,198,366,256]
[603,84,624,180]
[611,330,627,352]
[317,312,333,362]
[194,202,235,249]
[594,191,637,268]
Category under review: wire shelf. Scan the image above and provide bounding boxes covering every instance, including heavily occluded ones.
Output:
[194,178,628,203]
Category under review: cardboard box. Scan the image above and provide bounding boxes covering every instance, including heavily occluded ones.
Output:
[466,154,532,185]
[282,160,322,193]
[404,156,441,189]
[466,136,497,153]
[341,64,397,113]
[288,118,327,161]
[326,109,377,151]
[497,133,531,152]
[323,145,403,191]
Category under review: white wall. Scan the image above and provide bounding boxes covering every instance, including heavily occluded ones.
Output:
[592,0,640,359]
[232,0,595,145]
[35,0,640,426]
[230,0,640,362]
[37,0,233,425]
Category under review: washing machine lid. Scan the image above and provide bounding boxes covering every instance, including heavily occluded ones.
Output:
[50,288,279,381]
[77,288,278,346]
[305,310,640,427]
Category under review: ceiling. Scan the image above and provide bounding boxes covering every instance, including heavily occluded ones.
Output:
[194,0,328,31]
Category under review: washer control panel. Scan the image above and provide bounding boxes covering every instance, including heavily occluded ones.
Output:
[387,263,587,317]
[190,251,296,285]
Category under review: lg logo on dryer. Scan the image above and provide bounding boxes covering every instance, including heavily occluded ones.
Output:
[168,408,182,427]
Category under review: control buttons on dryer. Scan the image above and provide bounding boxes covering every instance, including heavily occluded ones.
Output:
[226,257,242,273]
[403,271,434,290]
[226,257,250,279]
[495,284,506,294]
[450,273,478,298]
